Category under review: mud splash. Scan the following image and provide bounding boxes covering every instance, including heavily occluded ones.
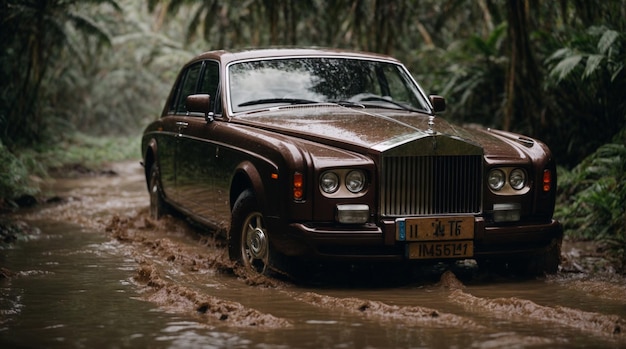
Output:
[473,332,557,348]
[294,290,484,330]
[554,276,626,303]
[105,210,285,288]
[450,289,625,340]
[100,210,294,329]
[132,260,290,328]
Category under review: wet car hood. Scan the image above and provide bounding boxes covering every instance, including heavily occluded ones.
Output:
[234,105,531,159]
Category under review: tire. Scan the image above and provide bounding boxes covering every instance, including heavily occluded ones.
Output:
[228,189,276,276]
[524,238,562,276]
[479,238,562,277]
[148,163,169,219]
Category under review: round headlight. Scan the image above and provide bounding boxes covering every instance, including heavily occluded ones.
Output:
[509,168,526,190]
[345,170,366,193]
[488,169,506,191]
[320,171,339,193]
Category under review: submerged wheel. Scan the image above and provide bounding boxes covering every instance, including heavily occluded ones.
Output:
[523,238,562,276]
[229,189,272,275]
[479,238,562,277]
[148,163,169,219]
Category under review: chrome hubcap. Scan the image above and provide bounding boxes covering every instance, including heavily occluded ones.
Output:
[247,227,267,259]
[242,213,269,273]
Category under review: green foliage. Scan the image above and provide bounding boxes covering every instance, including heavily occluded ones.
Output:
[437,23,508,128]
[556,136,626,272]
[544,25,626,167]
[40,133,142,170]
[0,0,121,149]
[0,133,140,205]
[0,142,40,203]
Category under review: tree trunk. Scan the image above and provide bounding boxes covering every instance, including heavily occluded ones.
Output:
[504,0,542,134]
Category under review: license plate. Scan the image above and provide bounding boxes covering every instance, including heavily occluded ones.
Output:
[408,241,474,259]
[396,216,474,241]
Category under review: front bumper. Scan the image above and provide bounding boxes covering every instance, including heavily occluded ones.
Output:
[269,217,563,261]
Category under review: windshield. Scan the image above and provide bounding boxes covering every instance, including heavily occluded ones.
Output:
[228,57,431,113]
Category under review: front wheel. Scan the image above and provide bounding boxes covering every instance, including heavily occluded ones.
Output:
[478,238,562,277]
[228,190,273,275]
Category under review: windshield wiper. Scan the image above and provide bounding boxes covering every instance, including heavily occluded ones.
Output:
[238,98,319,107]
[328,100,365,108]
[359,96,422,112]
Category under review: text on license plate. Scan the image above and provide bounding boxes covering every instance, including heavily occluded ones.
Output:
[408,241,474,259]
[396,216,474,241]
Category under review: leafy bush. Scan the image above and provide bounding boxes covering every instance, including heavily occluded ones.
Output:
[0,133,140,208]
[556,133,626,272]
[40,132,142,170]
[0,142,40,206]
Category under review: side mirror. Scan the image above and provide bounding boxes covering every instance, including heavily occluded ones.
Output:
[429,95,446,114]
[186,94,214,122]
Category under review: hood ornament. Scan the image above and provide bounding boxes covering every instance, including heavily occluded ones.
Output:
[427,95,445,135]
[427,114,435,134]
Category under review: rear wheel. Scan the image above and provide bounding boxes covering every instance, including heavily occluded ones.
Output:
[148,163,169,219]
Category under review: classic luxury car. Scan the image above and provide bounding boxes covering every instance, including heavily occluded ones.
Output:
[141,48,562,277]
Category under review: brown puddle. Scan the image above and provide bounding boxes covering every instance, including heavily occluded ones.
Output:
[3,160,626,348]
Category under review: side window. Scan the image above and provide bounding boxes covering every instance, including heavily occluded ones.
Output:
[173,63,203,114]
[199,61,221,114]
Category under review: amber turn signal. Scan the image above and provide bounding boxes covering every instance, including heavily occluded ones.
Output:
[293,172,304,200]
[542,169,552,192]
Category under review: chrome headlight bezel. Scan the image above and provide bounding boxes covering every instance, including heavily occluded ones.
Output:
[509,168,526,190]
[488,169,506,191]
[320,171,340,194]
[345,170,366,193]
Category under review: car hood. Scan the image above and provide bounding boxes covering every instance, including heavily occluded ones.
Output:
[234,106,532,159]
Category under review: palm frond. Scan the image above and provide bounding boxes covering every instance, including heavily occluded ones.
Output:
[597,28,619,55]
[546,47,572,61]
[550,54,583,82]
[583,54,604,79]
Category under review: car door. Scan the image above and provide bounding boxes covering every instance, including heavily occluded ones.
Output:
[158,61,203,210]
[175,61,223,224]
[153,62,201,206]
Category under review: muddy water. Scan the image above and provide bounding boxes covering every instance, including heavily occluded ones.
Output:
[1,161,625,348]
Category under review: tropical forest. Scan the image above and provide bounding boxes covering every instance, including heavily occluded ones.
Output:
[1,0,625,272]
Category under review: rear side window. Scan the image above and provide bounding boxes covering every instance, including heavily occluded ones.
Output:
[172,62,203,114]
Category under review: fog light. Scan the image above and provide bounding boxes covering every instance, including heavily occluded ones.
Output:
[336,204,369,224]
[493,203,521,222]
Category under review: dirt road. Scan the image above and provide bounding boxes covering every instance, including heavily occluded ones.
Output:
[1,161,625,348]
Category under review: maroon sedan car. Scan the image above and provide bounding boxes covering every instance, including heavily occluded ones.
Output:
[141,48,562,277]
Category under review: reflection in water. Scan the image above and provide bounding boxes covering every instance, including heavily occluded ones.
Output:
[1,161,625,348]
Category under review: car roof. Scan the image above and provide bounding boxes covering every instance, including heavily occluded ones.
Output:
[190,47,402,65]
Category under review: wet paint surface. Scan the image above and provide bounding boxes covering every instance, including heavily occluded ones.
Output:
[1,161,625,348]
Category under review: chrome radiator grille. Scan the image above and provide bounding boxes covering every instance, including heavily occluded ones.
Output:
[380,155,482,216]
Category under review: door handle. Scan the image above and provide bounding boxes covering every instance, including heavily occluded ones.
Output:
[176,121,188,135]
